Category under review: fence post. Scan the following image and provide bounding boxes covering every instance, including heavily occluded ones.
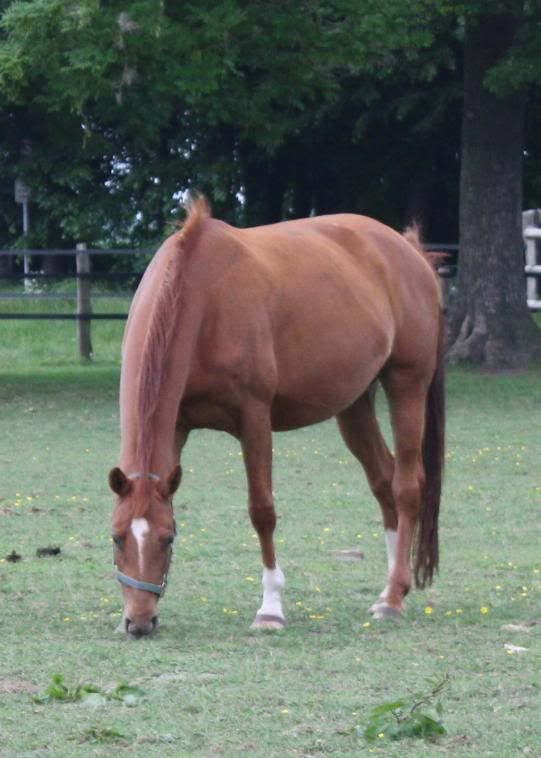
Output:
[523,209,541,310]
[76,243,93,360]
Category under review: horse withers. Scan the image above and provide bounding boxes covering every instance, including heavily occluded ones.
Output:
[109,198,444,637]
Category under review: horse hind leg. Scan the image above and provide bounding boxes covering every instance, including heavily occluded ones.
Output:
[376,367,430,617]
[240,400,285,630]
[336,388,401,617]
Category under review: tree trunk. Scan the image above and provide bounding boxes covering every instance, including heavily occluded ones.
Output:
[42,254,68,276]
[0,255,14,275]
[447,10,541,367]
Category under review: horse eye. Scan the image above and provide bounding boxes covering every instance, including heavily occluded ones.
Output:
[112,535,124,547]
[163,535,175,547]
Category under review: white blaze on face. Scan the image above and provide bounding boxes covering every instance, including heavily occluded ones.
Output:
[130,518,149,573]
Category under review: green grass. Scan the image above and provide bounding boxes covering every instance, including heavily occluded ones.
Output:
[1,314,541,756]
[0,290,127,369]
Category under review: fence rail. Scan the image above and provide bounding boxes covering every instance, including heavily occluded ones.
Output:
[1,219,540,359]
[0,252,155,258]
[0,271,141,280]
[0,247,148,358]
[0,313,128,320]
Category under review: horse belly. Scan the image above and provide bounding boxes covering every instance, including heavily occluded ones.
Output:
[270,315,392,431]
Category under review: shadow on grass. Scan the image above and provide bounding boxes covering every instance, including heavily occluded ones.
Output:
[0,363,120,399]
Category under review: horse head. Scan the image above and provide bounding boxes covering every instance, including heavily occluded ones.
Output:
[108,466,181,637]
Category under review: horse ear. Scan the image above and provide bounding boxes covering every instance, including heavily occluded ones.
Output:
[109,467,132,496]
[165,465,182,496]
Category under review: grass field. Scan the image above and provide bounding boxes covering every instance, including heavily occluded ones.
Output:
[1,315,541,756]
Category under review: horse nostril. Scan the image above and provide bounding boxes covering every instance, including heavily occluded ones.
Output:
[125,616,157,638]
[125,617,131,632]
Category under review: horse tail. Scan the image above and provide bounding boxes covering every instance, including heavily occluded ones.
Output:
[403,223,448,268]
[414,309,445,588]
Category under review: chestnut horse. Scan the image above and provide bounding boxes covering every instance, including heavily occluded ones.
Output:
[109,198,444,637]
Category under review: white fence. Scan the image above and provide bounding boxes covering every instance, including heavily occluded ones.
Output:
[523,209,541,310]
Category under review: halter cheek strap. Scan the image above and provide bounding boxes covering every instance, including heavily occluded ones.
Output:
[115,570,168,597]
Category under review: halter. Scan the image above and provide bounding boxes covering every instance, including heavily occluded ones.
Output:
[113,471,172,597]
[127,472,161,482]
[116,570,168,596]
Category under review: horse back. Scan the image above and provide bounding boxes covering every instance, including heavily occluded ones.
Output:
[181,214,441,430]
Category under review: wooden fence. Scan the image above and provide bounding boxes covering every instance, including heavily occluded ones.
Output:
[0,247,148,359]
[523,209,541,310]
[0,220,539,359]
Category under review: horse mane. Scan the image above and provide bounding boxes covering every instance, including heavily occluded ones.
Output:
[403,223,448,268]
[136,196,211,471]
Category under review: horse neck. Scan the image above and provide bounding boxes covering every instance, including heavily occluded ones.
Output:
[119,298,201,477]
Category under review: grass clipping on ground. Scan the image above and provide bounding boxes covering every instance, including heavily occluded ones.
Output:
[360,675,450,742]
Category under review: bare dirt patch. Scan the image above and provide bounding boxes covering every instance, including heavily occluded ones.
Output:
[330,549,365,561]
[0,677,38,695]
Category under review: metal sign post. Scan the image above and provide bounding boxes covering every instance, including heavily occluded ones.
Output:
[14,178,32,289]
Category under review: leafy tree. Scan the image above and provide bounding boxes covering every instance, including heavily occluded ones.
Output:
[0,0,461,240]
[0,0,355,239]
[445,1,541,366]
[1,0,541,367]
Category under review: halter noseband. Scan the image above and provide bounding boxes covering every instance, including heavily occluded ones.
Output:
[114,471,171,597]
[116,570,168,597]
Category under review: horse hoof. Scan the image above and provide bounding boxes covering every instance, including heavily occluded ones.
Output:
[371,604,403,621]
[251,614,285,630]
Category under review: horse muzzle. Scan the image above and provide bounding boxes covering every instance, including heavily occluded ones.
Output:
[117,573,162,638]
[125,614,158,638]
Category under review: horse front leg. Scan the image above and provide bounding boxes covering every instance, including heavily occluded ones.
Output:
[240,401,285,630]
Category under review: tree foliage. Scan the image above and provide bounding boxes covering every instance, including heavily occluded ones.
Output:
[0,0,463,245]
[0,1,540,355]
